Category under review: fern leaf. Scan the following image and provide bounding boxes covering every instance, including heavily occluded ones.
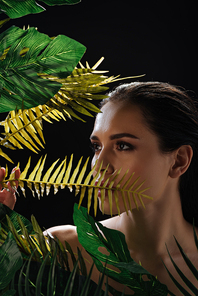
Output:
[49,158,66,194]
[28,109,44,141]
[15,110,42,151]
[2,156,153,216]
[39,58,143,121]
[35,155,47,182]
[6,215,31,256]
[69,156,83,187]
[20,157,31,179]
[31,215,50,258]
[62,154,73,186]
[49,159,66,184]
[0,148,14,163]
[43,158,60,195]
[16,216,41,261]
[0,108,45,156]
[28,157,43,181]
[58,157,67,188]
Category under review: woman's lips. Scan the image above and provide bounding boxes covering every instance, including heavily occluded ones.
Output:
[94,180,116,198]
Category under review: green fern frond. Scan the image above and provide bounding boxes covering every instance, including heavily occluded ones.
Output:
[1,155,152,216]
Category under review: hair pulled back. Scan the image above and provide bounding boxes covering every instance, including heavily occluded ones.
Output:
[102,81,198,226]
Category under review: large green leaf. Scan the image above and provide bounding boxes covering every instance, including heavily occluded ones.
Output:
[74,204,168,295]
[0,203,33,234]
[0,0,80,19]
[0,26,86,112]
[0,231,23,290]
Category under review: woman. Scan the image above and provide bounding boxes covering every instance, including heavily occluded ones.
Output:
[1,81,198,295]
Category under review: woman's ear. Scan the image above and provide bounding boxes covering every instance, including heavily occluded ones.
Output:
[169,145,193,178]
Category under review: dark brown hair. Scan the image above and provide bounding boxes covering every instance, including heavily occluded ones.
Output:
[101,81,198,226]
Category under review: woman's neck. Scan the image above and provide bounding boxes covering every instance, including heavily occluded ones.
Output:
[114,188,192,261]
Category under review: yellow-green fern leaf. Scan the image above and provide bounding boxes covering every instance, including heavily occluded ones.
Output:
[2,155,153,216]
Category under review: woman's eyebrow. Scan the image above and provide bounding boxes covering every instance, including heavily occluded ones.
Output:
[90,133,139,141]
[110,133,139,140]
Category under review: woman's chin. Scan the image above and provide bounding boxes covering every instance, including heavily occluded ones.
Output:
[98,198,125,216]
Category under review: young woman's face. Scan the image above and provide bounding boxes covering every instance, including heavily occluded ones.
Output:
[90,101,176,215]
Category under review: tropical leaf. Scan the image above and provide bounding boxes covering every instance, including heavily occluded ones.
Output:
[0,25,86,113]
[0,0,80,19]
[74,204,168,295]
[0,155,153,215]
[0,203,33,234]
[163,226,198,295]
[0,231,23,290]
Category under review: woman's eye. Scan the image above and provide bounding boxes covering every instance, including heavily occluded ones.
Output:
[116,141,134,151]
[90,142,101,152]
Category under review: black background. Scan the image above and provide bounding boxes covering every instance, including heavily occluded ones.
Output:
[0,0,197,230]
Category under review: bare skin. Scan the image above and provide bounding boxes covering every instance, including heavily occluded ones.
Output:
[0,167,20,210]
[1,101,198,295]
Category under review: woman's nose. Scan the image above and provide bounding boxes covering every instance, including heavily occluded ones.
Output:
[93,150,114,176]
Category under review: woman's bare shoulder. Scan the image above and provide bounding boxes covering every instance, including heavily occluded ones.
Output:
[99,215,120,229]
[44,225,80,249]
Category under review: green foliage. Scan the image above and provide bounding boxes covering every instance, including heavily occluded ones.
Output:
[163,224,198,296]
[0,203,33,235]
[0,0,80,19]
[0,26,86,113]
[0,204,109,295]
[74,204,168,296]
[0,231,23,291]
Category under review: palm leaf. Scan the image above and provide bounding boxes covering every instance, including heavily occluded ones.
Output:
[0,0,80,19]
[1,155,153,216]
[0,25,86,113]
[35,252,51,296]
[163,227,198,295]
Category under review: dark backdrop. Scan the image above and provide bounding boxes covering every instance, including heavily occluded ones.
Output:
[0,0,197,229]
